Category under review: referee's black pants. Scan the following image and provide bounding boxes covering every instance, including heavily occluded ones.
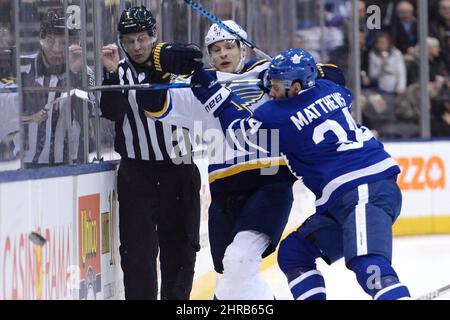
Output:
[117,158,201,300]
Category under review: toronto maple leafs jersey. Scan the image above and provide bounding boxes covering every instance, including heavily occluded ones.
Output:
[216,79,400,213]
[139,59,294,192]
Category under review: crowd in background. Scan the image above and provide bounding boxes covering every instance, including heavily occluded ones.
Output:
[0,0,449,167]
[294,0,450,138]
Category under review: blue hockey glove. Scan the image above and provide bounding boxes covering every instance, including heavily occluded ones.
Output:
[191,69,231,115]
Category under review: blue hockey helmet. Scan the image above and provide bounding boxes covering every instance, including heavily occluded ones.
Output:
[268,48,318,90]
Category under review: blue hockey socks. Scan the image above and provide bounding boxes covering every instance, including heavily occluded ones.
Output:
[349,254,410,300]
[278,232,326,300]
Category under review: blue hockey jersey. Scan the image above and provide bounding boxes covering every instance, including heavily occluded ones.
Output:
[216,79,400,214]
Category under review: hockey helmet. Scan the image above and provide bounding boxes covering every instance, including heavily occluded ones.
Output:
[268,48,318,90]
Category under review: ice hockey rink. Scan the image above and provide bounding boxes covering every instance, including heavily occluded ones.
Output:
[1,0,450,302]
[263,234,450,300]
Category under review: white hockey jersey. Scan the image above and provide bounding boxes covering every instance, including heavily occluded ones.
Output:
[141,59,294,192]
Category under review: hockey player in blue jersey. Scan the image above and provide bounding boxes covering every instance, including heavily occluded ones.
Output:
[190,48,411,300]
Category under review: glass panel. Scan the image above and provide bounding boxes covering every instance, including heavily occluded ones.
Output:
[360,1,421,138]
[429,0,450,138]
[0,3,20,170]
[15,0,95,168]
[2,0,444,172]
[95,0,122,162]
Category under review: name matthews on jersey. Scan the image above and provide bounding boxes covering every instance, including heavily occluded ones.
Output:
[290,91,347,131]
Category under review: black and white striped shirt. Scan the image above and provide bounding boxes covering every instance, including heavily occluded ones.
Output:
[100,59,192,163]
[20,52,93,166]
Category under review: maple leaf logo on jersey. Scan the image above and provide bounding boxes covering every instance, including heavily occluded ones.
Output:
[291,54,301,64]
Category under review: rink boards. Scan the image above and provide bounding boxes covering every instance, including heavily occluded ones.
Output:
[0,140,449,300]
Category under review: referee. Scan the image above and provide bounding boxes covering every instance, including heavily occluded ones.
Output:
[21,8,93,167]
[100,5,203,300]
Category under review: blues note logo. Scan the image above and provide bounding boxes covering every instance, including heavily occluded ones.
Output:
[226,83,265,112]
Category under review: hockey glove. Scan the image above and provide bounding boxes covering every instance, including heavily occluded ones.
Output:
[191,69,231,116]
[151,42,203,75]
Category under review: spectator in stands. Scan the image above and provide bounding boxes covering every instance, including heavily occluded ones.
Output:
[369,32,407,95]
[365,0,413,30]
[444,31,450,73]
[395,75,447,137]
[430,0,450,73]
[391,1,418,55]
[405,37,448,85]
[430,0,450,46]
[428,37,448,80]
[431,84,450,137]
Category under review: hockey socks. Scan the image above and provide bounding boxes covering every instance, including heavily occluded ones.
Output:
[286,268,326,300]
[349,254,411,300]
[278,231,326,300]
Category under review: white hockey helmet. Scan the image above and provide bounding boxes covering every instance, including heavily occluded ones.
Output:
[205,20,248,73]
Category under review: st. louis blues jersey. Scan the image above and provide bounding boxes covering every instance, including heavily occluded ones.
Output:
[216,79,400,213]
[138,59,294,192]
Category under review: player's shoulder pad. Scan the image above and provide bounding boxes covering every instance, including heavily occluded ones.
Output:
[316,63,346,86]
[316,78,353,101]
[242,58,270,73]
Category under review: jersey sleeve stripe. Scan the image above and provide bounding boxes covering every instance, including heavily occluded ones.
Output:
[144,91,171,119]
[208,158,287,184]
[152,42,167,72]
[315,158,398,208]
[245,59,269,72]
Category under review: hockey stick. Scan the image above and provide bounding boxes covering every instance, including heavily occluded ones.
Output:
[0,86,71,93]
[416,283,450,300]
[22,88,96,123]
[2,79,263,95]
[183,0,272,60]
[0,87,17,93]
[88,79,262,92]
